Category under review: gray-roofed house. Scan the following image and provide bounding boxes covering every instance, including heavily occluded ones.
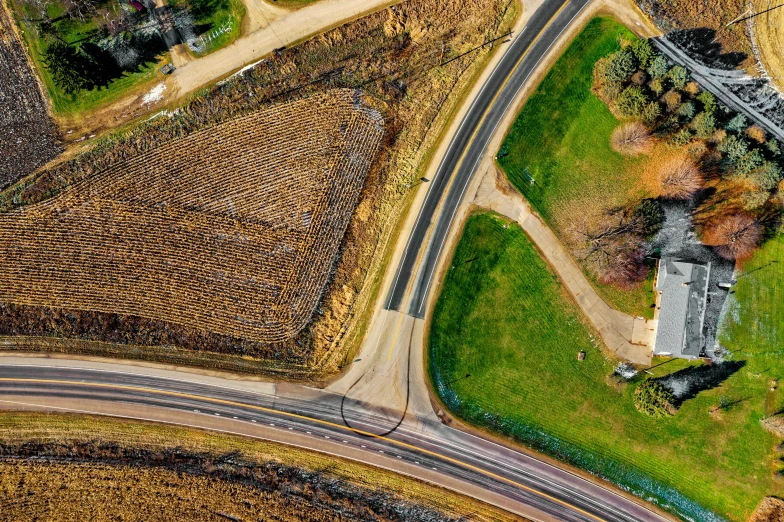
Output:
[653,258,711,359]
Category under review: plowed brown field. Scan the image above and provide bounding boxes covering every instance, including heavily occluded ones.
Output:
[0,90,383,342]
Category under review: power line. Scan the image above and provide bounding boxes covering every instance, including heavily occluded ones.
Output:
[726,2,784,26]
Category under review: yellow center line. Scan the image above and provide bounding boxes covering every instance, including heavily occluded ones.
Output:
[0,377,606,521]
[386,1,570,360]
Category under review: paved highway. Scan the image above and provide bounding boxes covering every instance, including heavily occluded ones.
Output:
[0,361,668,522]
[385,0,591,317]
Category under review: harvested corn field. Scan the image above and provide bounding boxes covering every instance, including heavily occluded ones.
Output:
[0,0,516,373]
[0,414,521,522]
[751,1,784,92]
[0,0,61,188]
[0,90,383,344]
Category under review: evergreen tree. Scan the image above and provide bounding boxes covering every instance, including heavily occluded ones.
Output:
[630,39,656,69]
[725,113,747,133]
[668,65,689,89]
[647,54,668,79]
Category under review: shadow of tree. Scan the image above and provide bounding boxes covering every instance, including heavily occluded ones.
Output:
[657,360,746,407]
[668,28,747,70]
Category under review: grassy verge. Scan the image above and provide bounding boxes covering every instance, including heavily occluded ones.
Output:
[497,17,654,318]
[0,412,518,521]
[177,0,246,56]
[429,211,779,521]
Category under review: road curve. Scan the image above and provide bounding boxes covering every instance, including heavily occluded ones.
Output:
[0,361,670,522]
[384,0,591,317]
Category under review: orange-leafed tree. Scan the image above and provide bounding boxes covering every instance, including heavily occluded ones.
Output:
[701,212,762,261]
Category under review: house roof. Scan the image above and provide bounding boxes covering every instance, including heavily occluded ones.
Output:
[654,258,711,358]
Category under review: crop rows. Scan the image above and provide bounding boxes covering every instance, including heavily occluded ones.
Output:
[0,1,61,188]
[0,90,383,342]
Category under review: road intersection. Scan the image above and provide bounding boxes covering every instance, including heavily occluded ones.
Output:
[0,1,674,520]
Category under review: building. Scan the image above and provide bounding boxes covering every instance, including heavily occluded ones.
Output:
[653,258,711,359]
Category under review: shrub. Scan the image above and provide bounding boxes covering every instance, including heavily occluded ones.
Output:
[746,124,766,144]
[615,85,649,119]
[596,48,637,84]
[718,134,749,162]
[648,77,665,96]
[647,54,669,79]
[725,113,747,133]
[761,414,784,439]
[669,127,693,147]
[766,139,781,156]
[734,149,765,176]
[641,101,662,126]
[668,65,689,89]
[662,90,681,113]
[690,111,715,138]
[677,100,695,121]
[701,212,762,260]
[684,81,700,96]
[611,121,652,155]
[697,90,716,114]
[654,154,703,199]
[634,380,677,418]
[742,189,770,210]
[631,70,648,85]
[746,161,783,190]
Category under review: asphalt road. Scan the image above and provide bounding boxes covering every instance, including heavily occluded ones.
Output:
[384,0,591,318]
[0,362,668,522]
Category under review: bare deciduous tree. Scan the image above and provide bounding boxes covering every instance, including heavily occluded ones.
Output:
[651,154,703,200]
[571,207,649,287]
[701,212,762,260]
[611,121,652,156]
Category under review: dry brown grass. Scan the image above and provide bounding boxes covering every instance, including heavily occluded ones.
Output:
[0,91,383,344]
[611,121,653,155]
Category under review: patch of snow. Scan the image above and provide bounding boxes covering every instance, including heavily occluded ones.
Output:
[142,83,166,104]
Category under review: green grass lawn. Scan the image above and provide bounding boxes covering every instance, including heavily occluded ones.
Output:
[429,211,782,522]
[497,17,655,318]
[176,0,245,56]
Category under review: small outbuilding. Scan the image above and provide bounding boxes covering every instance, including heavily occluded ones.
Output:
[653,258,711,359]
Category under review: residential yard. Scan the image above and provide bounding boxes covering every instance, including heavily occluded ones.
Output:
[429,211,782,522]
[497,17,655,318]
[8,0,244,116]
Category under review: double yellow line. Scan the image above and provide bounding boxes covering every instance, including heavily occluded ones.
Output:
[0,377,605,521]
[386,1,571,360]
